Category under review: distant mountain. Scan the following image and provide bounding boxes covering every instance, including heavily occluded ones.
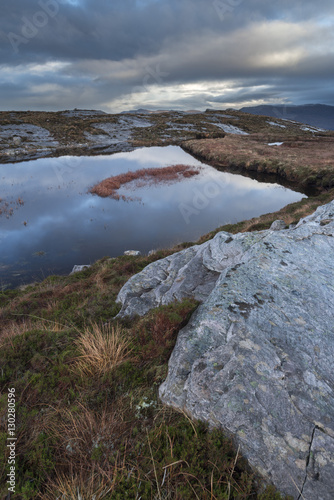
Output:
[120,109,152,114]
[240,104,334,131]
[120,109,173,114]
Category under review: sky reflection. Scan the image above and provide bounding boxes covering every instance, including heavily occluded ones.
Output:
[0,146,306,288]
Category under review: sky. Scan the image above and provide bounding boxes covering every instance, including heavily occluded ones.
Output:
[0,0,334,113]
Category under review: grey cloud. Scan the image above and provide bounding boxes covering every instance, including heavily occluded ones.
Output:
[2,0,334,62]
[0,0,334,111]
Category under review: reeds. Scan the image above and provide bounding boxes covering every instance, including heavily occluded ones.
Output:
[90,164,200,200]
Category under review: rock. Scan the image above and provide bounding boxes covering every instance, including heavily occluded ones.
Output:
[116,201,334,499]
[70,265,91,274]
[148,249,157,256]
[269,219,286,230]
[124,250,141,256]
[12,136,22,146]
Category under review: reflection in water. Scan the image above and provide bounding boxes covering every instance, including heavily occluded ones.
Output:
[0,146,306,288]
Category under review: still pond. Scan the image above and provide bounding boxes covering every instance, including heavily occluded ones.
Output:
[0,146,306,289]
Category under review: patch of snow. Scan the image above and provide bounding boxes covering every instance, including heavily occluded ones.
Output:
[268,142,284,146]
[281,119,299,124]
[301,125,326,132]
[267,121,286,128]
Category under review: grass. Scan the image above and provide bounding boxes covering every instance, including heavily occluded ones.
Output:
[74,322,132,377]
[197,188,334,243]
[90,164,200,200]
[44,471,114,500]
[3,108,332,161]
[0,254,292,499]
[182,134,334,191]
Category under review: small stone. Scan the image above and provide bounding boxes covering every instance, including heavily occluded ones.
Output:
[148,249,157,256]
[124,250,141,256]
[70,265,91,274]
[270,220,286,231]
[12,136,22,146]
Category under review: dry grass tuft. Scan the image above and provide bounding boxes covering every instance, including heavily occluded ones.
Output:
[44,469,113,500]
[43,401,128,497]
[74,322,131,376]
[47,402,125,463]
[90,164,200,200]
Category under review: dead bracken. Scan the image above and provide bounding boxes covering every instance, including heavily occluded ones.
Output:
[90,164,200,200]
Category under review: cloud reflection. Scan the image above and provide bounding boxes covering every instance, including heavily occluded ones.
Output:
[0,146,306,287]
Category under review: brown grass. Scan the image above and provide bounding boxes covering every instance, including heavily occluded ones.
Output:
[47,402,125,463]
[183,135,334,190]
[74,322,132,376]
[90,164,200,200]
[0,318,66,349]
[44,471,113,500]
[198,189,334,243]
[43,402,127,499]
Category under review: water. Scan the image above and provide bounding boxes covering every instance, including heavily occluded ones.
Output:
[0,146,306,289]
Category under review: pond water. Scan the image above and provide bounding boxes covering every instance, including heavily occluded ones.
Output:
[0,145,306,289]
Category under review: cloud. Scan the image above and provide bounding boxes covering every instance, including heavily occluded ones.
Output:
[0,0,334,110]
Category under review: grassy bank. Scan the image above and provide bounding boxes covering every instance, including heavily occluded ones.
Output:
[181,133,334,241]
[182,134,334,191]
[1,250,292,499]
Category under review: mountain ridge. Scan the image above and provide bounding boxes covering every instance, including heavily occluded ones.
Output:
[240,103,334,130]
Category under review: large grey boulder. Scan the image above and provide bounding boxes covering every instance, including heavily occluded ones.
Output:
[116,201,334,499]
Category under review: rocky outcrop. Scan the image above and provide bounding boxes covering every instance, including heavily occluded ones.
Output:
[117,201,334,499]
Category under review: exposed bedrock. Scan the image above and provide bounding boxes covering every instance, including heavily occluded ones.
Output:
[116,201,334,499]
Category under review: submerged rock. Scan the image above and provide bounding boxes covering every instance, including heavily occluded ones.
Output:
[117,200,334,499]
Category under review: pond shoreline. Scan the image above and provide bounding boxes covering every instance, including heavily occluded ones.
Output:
[0,145,307,290]
[1,109,334,289]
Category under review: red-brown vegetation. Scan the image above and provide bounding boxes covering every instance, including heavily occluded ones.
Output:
[183,135,334,190]
[0,197,24,217]
[90,164,200,200]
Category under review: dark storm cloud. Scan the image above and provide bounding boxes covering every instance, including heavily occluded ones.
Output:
[0,0,334,111]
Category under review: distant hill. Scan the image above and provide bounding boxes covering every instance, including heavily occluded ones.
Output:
[240,104,334,131]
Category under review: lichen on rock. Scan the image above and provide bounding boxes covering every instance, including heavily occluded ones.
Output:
[117,200,334,499]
